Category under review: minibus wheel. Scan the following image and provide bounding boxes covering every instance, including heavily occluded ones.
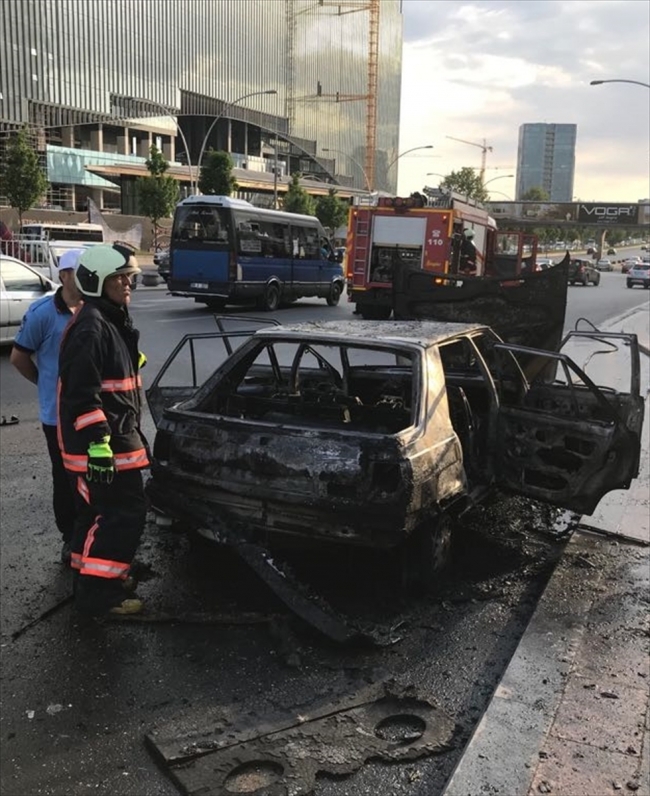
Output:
[327,282,342,306]
[260,283,280,312]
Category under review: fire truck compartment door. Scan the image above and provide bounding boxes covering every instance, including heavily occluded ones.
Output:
[372,216,427,245]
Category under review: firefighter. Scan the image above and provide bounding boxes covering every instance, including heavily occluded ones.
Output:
[459,228,478,275]
[58,243,149,617]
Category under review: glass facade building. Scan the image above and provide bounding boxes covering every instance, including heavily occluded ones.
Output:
[515,123,577,202]
[1,0,402,210]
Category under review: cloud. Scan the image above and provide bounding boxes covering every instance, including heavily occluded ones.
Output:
[397,0,650,202]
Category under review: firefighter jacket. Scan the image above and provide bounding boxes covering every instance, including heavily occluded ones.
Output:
[58,296,149,474]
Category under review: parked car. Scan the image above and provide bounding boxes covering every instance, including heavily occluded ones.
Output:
[567,259,600,286]
[535,258,555,271]
[586,247,597,256]
[622,258,642,274]
[0,255,57,346]
[145,319,644,592]
[607,248,617,255]
[154,247,170,281]
[626,263,650,289]
[596,258,613,271]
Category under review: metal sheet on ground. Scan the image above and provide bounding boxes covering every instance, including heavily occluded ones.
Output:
[146,682,455,796]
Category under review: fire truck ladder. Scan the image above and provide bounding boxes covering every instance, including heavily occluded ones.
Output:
[352,208,372,287]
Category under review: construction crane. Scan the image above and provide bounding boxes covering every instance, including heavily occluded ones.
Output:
[289,0,380,189]
[446,136,493,184]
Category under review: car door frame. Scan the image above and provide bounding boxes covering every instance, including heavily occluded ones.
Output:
[146,318,280,427]
[491,338,643,515]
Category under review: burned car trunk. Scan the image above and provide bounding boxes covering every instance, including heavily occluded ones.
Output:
[147,323,468,552]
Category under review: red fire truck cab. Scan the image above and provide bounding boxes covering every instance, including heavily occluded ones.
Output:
[345,190,537,319]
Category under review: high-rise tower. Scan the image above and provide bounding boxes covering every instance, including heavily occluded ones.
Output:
[516,123,577,201]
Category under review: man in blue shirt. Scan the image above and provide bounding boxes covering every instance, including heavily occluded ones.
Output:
[10,249,85,563]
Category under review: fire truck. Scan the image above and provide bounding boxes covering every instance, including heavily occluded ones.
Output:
[345,189,538,319]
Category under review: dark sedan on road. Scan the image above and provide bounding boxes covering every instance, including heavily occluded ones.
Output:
[568,259,600,286]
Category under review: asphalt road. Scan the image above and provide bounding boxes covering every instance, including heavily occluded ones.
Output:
[0,276,648,796]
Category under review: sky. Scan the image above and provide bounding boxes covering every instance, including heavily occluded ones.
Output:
[396,0,650,203]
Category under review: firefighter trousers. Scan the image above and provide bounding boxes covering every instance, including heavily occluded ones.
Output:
[69,469,147,615]
[42,424,77,543]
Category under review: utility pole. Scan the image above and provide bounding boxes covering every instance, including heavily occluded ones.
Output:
[446,136,493,184]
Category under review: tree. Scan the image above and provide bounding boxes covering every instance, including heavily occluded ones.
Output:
[198,149,238,196]
[2,127,48,227]
[282,173,316,215]
[315,188,348,234]
[439,167,489,203]
[137,145,179,249]
[521,187,550,201]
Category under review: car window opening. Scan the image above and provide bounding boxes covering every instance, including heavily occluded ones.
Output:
[195,341,416,434]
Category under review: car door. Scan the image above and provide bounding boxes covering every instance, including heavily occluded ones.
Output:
[491,335,643,515]
[0,275,10,344]
[146,318,279,427]
[0,258,52,338]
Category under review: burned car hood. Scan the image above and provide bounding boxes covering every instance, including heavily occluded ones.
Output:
[392,255,570,357]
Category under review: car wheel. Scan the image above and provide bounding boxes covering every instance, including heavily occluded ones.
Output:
[259,283,280,312]
[326,282,342,307]
[594,275,600,286]
[581,275,588,286]
[627,281,633,288]
[400,515,452,596]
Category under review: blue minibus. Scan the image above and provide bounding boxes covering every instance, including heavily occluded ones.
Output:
[168,195,345,311]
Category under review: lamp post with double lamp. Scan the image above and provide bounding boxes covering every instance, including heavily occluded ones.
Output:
[484,174,514,198]
[488,190,513,201]
[386,145,435,186]
[196,89,278,192]
[321,147,372,192]
[590,79,650,89]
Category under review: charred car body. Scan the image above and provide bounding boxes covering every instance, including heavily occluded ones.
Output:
[146,319,644,590]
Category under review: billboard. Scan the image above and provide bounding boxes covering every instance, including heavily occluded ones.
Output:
[487,201,648,226]
[576,203,641,225]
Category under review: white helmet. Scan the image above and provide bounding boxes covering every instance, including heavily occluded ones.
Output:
[75,244,141,298]
[464,229,475,239]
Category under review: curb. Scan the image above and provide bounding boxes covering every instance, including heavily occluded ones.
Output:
[442,303,650,796]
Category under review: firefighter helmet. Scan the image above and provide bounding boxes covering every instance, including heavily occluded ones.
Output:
[75,244,141,298]
[464,229,475,239]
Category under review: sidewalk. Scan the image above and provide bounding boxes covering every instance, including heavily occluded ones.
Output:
[443,304,650,796]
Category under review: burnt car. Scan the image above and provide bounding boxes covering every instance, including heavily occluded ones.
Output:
[146,319,644,590]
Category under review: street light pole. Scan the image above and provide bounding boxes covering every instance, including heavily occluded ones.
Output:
[386,145,435,174]
[121,97,196,193]
[484,174,514,187]
[196,89,278,192]
[590,79,650,89]
[487,190,513,201]
[322,147,372,192]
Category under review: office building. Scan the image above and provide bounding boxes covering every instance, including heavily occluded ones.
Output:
[0,0,402,211]
[515,123,577,202]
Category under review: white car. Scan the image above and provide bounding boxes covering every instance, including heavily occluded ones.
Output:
[595,258,613,272]
[0,256,57,346]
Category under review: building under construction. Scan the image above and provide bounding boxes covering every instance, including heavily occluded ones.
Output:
[0,0,402,212]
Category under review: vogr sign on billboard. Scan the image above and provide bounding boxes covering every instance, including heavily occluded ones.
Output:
[577,203,640,225]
